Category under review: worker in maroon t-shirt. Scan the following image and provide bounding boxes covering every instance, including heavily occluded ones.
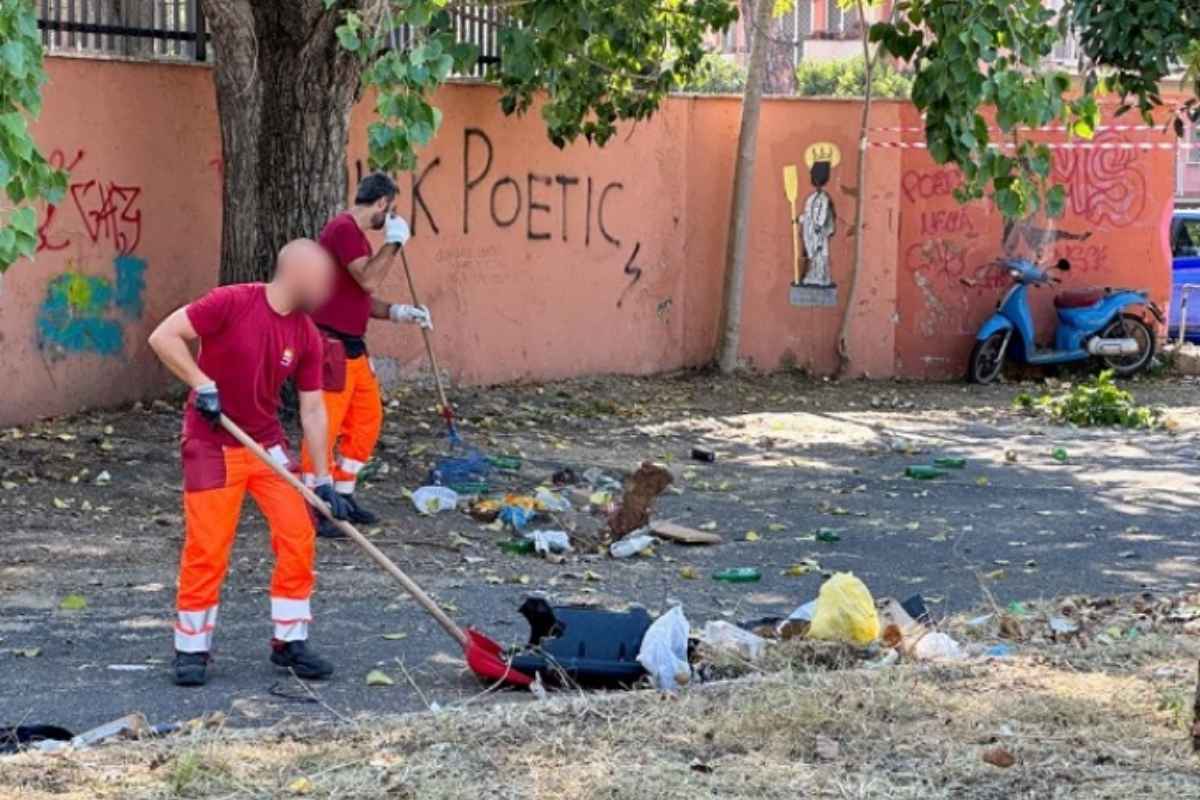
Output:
[148,240,352,687]
[300,173,432,537]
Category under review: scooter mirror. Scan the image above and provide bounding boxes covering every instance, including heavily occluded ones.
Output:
[1055,258,1071,272]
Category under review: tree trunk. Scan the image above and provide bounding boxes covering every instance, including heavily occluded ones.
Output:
[201,0,371,285]
[835,0,896,377]
[717,0,773,373]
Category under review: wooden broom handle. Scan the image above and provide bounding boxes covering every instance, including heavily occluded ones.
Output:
[218,415,468,648]
[397,247,453,416]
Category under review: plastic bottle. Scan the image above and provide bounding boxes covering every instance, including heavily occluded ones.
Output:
[816,529,841,543]
[711,567,762,583]
[933,457,966,469]
[610,534,655,558]
[499,538,536,555]
[906,465,946,480]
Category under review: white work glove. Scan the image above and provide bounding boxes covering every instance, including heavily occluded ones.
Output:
[384,215,411,246]
[389,303,432,330]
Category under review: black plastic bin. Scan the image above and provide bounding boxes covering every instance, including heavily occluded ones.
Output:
[509,597,651,687]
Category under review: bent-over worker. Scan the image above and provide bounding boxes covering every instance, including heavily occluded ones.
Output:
[148,240,352,687]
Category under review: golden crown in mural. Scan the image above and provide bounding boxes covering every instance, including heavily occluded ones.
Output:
[804,142,842,168]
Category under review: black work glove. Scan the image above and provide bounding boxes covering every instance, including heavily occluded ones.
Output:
[312,477,352,521]
[195,382,221,425]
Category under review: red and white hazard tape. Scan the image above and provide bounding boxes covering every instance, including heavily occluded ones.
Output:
[868,139,1191,150]
[868,123,1169,134]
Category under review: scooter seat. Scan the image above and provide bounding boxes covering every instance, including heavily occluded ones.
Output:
[1054,288,1106,309]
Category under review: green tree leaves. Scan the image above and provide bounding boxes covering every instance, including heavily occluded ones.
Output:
[0,1,66,272]
[872,0,1099,219]
[337,0,738,173]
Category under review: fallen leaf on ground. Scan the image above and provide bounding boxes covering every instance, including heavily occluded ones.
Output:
[366,670,395,687]
[287,776,314,794]
[744,531,760,542]
[982,747,1016,768]
[59,594,88,611]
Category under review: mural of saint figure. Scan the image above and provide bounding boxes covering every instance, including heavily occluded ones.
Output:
[800,159,836,287]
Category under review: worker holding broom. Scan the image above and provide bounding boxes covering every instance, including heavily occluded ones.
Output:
[300,172,432,538]
[148,240,351,687]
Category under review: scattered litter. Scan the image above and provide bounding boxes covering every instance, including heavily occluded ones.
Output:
[106,664,152,672]
[499,504,537,531]
[1004,449,1019,463]
[636,605,691,692]
[650,520,722,545]
[94,470,112,485]
[1048,615,1080,636]
[691,446,716,463]
[985,643,1013,658]
[815,735,840,761]
[905,465,945,480]
[485,454,522,471]
[711,567,762,583]
[381,632,408,641]
[1052,447,1069,463]
[512,599,651,686]
[783,559,820,577]
[411,486,459,515]
[498,538,536,556]
[900,594,933,626]
[815,529,841,543]
[697,621,766,661]
[933,456,966,469]
[788,600,817,621]
[610,533,655,559]
[608,462,673,538]
[912,632,964,661]
[534,487,571,513]
[808,573,879,646]
[527,529,572,556]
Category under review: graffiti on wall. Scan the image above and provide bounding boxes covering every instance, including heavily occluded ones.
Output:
[899,131,1154,345]
[351,127,645,307]
[36,254,147,356]
[35,148,148,357]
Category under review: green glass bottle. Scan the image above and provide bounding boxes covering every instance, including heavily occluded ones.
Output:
[711,567,762,583]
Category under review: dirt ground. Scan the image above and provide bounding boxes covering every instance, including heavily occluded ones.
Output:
[3,370,1200,747]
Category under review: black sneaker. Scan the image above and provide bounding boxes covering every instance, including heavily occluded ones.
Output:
[339,493,379,525]
[316,515,347,540]
[174,651,209,687]
[270,640,334,680]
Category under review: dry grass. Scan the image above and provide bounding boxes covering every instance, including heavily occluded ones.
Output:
[5,602,1200,800]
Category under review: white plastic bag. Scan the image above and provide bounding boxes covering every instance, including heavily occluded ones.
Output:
[698,621,767,661]
[912,632,964,661]
[637,605,691,691]
[610,533,655,558]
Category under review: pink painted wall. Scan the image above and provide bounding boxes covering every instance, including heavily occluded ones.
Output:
[0,56,1176,425]
[0,57,221,426]
[894,103,1174,378]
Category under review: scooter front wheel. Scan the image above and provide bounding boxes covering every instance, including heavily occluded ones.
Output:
[968,332,1008,384]
[1099,314,1155,377]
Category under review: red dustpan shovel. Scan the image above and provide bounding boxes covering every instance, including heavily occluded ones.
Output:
[220,415,533,688]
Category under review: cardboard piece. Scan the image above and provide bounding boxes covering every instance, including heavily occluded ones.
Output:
[650,520,722,545]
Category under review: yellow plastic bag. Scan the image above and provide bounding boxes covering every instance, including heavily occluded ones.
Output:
[808,572,879,645]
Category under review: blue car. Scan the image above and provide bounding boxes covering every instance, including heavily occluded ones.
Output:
[1170,209,1200,343]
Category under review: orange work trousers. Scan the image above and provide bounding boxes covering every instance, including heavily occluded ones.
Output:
[300,354,383,495]
[175,438,315,653]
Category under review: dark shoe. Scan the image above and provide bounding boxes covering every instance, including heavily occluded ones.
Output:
[339,493,379,525]
[174,651,209,687]
[270,640,334,680]
[316,515,346,540]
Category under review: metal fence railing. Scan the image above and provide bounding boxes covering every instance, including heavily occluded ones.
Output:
[36,2,503,74]
[39,1,205,61]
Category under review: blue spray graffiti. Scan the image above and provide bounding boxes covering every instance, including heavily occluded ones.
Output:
[37,254,147,356]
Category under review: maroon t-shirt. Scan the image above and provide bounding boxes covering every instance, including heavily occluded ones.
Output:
[311,213,373,337]
[183,283,322,448]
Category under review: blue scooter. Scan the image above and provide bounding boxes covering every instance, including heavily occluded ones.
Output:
[969,258,1162,384]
